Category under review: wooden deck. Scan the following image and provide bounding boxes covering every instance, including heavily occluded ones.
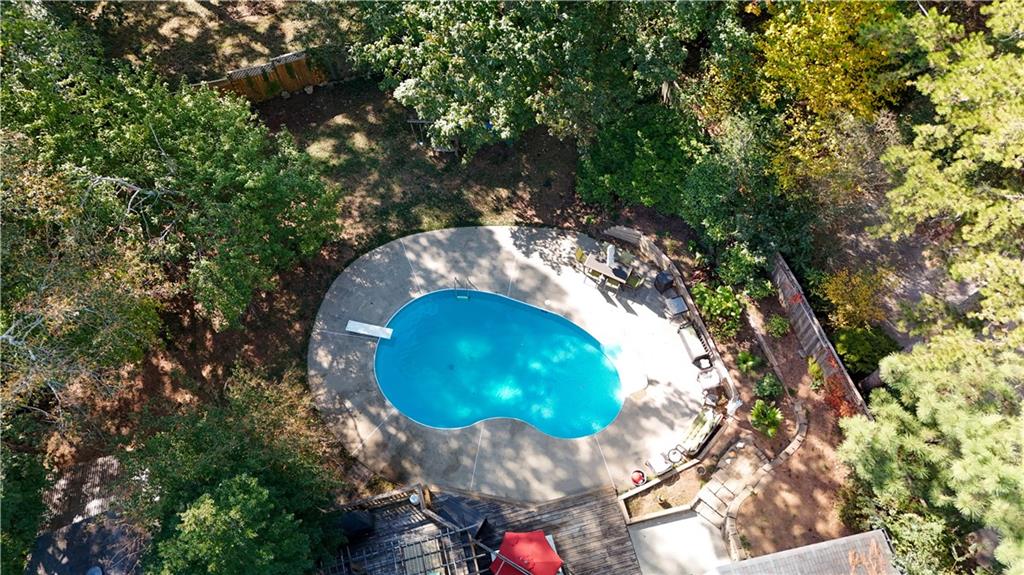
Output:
[434,486,642,575]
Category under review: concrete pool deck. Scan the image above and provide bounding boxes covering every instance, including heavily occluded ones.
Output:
[308,226,706,502]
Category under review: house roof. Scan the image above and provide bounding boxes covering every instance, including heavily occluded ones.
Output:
[706,530,898,575]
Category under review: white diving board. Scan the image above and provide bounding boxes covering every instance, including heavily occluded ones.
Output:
[345,320,393,340]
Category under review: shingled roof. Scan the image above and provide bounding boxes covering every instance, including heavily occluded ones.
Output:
[706,530,898,575]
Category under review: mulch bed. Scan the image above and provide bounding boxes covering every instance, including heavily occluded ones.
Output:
[732,297,850,557]
[625,467,704,518]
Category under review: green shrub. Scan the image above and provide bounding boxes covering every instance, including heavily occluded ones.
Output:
[736,350,763,375]
[1,425,50,575]
[745,278,776,300]
[717,242,767,291]
[755,373,784,401]
[749,399,783,438]
[807,356,825,392]
[834,326,901,377]
[691,282,743,339]
[766,314,790,338]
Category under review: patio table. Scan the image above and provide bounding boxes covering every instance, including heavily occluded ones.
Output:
[584,253,632,282]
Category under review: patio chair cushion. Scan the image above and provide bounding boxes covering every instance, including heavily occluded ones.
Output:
[646,450,674,475]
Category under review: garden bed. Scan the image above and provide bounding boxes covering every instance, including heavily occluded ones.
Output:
[732,296,850,557]
[624,465,704,519]
[647,238,849,558]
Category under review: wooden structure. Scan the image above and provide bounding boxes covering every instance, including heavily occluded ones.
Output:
[322,485,641,575]
[200,51,327,103]
[435,486,642,575]
[770,253,870,416]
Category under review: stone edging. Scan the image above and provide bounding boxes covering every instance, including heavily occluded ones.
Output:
[723,401,809,560]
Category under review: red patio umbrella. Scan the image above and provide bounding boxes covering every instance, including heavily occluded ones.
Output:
[489,530,563,575]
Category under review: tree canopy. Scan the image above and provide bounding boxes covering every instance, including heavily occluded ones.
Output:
[880,0,1024,346]
[757,1,909,119]
[352,2,721,154]
[118,368,345,570]
[1,5,339,331]
[840,331,1024,571]
[836,4,1024,570]
[152,474,312,575]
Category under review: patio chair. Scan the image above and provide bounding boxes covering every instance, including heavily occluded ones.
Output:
[606,277,624,290]
[586,267,605,283]
[574,245,587,265]
[645,450,674,476]
[626,274,644,289]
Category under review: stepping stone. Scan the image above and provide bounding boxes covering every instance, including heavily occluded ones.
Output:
[704,478,726,494]
[694,500,725,528]
[722,477,745,495]
[703,490,730,515]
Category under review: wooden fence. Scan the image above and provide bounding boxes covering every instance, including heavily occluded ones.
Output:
[199,46,353,103]
[770,253,871,417]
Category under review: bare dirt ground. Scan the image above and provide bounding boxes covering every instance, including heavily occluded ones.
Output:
[732,297,850,556]
[68,1,350,82]
[626,467,704,517]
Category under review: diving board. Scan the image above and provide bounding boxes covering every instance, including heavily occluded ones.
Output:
[346,320,393,340]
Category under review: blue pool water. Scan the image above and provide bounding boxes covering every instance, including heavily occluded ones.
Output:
[374,290,624,439]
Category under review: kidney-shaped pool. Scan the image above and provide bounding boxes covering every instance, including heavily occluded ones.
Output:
[374,289,624,439]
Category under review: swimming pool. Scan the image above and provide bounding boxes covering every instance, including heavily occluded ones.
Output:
[374,290,624,439]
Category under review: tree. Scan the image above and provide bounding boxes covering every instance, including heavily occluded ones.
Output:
[820,268,889,329]
[880,0,1024,347]
[839,330,1024,570]
[758,1,909,119]
[1,6,340,329]
[1,133,162,410]
[118,367,346,569]
[576,103,810,261]
[352,2,717,155]
[756,2,917,222]
[152,474,312,575]
[0,415,52,575]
